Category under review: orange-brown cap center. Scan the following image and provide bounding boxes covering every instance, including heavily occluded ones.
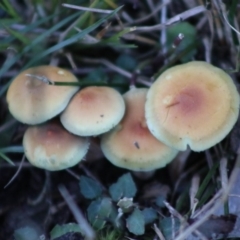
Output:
[163,87,203,115]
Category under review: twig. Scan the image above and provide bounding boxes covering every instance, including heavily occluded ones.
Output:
[153,223,166,240]
[80,57,151,87]
[146,0,159,22]
[64,52,78,69]
[123,33,158,45]
[74,27,99,44]
[133,6,206,32]
[174,149,240,240]
[220,157,228,192]
[62,3,113,14]
[124,1,171,25]
[28,171,50,205]
[4,155,25,188]
[58,184,96,240]
[160,0,168,55]
[229,194,240,198]
[190,175,200,212]
[65,168,80,180]
[218,1,240,36]
[191,189,223,219]
[164,201,208,240]
[202,37,211,63]
[81,57,131,78]
[0,162,32,168]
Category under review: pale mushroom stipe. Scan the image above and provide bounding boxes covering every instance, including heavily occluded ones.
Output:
[101,87,178,171]
[145,61,240,151]
[7,66,79,124]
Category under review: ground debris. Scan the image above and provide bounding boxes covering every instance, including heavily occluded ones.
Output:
[188,214,237,239]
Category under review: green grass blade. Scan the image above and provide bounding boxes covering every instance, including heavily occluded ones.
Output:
[104,43,137,48]
[0,18,18,26]
[227,0,239,46]
[0,0,20,19]
[0,152,15,165]
[195,162,219,200]
[227,0,238,20]
[0,11,82,96]
[2,24,31,46]
[0,146,24,153]
[69,0,100,33]
[24,6,123,68]
[1,12,60,45]
[197,184,215,207]
[98,27,137,48]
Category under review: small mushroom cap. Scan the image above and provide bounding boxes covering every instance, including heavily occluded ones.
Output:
[101,88,178,171]
[145,61,240,151]
[60,86,125,136]
[23,121,89,171]
[7,66,79,124]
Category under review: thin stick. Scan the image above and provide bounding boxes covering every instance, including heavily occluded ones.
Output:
[125,1,171,25]
[65,168,80,180]
[58,184,96,240]
[164,201,208,240]
[202,37,211,63]
[4,155,25,188]
[62,3,113,14]
[175,150,240,240]
[28,171,50,205]
[146,0,159,22]
[160,0,168,55]
[192,189,223,219]
[133,6,206,32]
[153,223,166,240]
[220,157,228,192]
[80,57,152,87]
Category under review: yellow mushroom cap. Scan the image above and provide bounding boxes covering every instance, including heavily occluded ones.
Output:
[145,61,240,151]
[60,86,125,136]
[7,66,79,124]
[101,88,178,171]
[23,120,89,171]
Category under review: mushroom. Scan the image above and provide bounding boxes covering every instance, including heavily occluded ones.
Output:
[23,120,89,171]
[101,88,178,171]
[60,86,125,136]
[145,61,240,151]
[7,66,79,124]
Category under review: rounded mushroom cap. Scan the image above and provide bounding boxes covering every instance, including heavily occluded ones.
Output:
[7,66,79,124]
[101,88,178,171]
[146,61,240,151]
[60,86,125,136]
[23,121,89,171]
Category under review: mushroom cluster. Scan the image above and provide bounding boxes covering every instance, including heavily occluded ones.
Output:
[7,66,125,171]
[6,61,240,171]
